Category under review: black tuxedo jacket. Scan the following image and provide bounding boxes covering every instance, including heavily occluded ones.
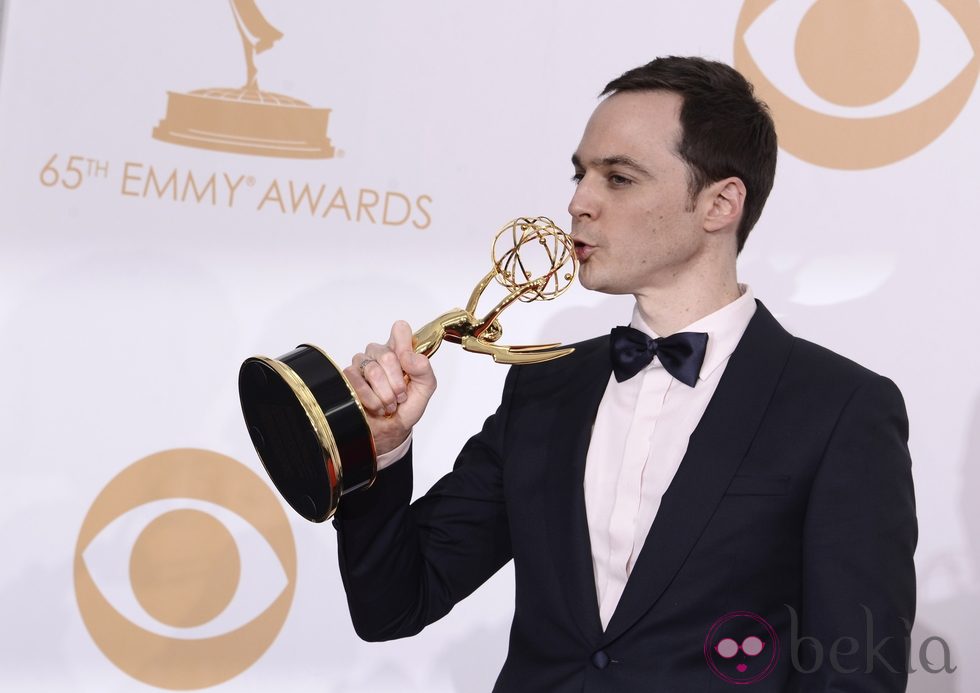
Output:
[334,302,917,692]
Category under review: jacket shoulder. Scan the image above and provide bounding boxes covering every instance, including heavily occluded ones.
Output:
[752,301,893,389]
[786,336,890,387]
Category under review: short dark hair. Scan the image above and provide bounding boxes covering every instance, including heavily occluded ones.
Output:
[602,56,777,253]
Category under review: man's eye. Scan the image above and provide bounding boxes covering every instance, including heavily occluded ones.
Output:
[570,172,583,184]
[609,174,632,186]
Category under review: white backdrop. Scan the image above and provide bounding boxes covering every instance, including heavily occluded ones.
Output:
[0,1,977,691]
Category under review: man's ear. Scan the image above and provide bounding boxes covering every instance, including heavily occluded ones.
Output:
[702,177,746,233]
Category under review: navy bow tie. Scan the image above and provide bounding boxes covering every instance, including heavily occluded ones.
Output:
[610,326,709,386]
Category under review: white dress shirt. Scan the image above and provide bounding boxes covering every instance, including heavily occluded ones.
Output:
[585,286,756,629]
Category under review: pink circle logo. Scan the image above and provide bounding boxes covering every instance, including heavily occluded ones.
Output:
[704,611,780,685]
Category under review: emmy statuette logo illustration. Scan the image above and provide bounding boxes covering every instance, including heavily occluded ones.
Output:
[153,0,335,158]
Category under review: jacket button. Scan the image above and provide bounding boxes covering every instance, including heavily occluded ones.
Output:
[591,650,610,669]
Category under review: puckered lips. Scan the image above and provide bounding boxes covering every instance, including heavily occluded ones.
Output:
[573,238,596,262]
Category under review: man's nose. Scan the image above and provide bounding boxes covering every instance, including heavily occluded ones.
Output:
[568,178,596,222]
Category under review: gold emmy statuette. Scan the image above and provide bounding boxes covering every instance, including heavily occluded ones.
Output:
[153,0,334,158]
[239,217,578,522]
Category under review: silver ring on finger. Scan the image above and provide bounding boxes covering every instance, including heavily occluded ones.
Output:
[358,357,378,377]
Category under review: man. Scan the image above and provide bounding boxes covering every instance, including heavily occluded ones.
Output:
[334,56,917,692]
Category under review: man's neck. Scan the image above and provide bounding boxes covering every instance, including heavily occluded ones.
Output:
[634,271,742,337]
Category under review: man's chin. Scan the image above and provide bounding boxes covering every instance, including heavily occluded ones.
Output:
[578,272,627,296]
[577,267,600,292]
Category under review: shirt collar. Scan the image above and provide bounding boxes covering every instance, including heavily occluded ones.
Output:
[629,284,757,382]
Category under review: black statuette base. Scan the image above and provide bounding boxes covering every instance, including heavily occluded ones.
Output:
[239,345,376,522]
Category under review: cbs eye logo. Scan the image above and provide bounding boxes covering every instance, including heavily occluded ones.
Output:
[735,0,980,169]
[704,611,780,685]
[73,449,296,689]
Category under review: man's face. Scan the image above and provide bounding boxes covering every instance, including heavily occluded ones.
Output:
[569,90,709,298]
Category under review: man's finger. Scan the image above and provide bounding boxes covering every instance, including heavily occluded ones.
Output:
[389,320,416,356]
[358,350,399,415]
[344,356,387,416]
[367,344,408,405]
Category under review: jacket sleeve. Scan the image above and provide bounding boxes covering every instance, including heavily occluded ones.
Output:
[332,366,518,641]
[798,374,917,691]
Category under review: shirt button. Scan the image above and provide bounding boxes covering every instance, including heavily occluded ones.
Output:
[591,650,610,669]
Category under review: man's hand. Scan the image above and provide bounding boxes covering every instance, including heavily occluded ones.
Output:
[343,320,437,456]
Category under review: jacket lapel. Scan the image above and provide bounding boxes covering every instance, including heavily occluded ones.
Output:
[601,301,794,643]
[543,336,611,644]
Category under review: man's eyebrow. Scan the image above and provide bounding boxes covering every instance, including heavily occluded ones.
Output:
[571,153,652,177]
